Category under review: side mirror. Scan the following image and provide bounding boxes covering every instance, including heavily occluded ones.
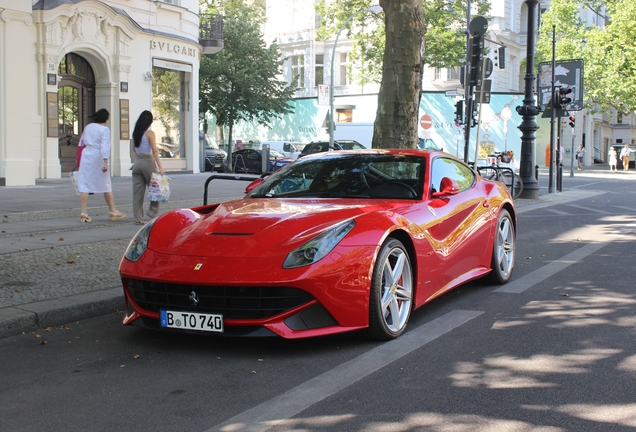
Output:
[245,178,263,194]
[432,177,460,197]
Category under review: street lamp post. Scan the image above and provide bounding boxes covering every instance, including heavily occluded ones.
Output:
[329,6,383,147]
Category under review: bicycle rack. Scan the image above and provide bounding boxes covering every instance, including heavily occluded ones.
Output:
[203,172,275,205]
[233,154,248,174]
[476,165,521,198]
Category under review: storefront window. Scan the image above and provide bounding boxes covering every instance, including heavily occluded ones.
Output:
[152,68,184,159]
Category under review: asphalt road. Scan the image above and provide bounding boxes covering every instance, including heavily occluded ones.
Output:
[2,171,636,432]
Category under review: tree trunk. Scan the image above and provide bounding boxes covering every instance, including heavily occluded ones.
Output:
[373,0,424,149]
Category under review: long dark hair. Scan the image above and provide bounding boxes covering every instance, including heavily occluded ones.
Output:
[132,110,153,147]
[92,108,109,124]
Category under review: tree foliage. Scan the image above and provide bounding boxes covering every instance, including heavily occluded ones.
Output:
[315,0,490,86]
[199,0,296,169]
[537,0,636,113]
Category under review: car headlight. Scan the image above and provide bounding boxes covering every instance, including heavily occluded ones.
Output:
[124,220,155,262]
[283,220,355,269]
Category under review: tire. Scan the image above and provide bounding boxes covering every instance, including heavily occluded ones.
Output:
[364,238,413,340]
[487,209,515,284]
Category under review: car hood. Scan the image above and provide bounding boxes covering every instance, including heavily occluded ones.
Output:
[148,199,390,258]
[205,148,227,157]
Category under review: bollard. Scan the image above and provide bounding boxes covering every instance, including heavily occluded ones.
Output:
[557,164,563,192]
[535,164,539,181]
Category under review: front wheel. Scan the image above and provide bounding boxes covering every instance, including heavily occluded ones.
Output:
[487,209,515,284]
[364,238,413,340]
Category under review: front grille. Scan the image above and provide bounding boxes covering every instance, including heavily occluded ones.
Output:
[126,279,314,320]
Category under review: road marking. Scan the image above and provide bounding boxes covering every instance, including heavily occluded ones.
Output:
[494,242,610,294]
[545,208,571,215]
[206,310,483,432]
[567,204,611,214]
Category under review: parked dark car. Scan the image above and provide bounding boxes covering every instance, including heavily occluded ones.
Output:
[232,148,293,174]
[417,138,443,151]
[298,140,366,158]
[201,133,228,172]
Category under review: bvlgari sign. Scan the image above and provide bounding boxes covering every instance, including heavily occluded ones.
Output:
[150,40,197,58]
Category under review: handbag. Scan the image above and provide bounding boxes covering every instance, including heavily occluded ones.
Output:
[148,173,170,203]
[69,168,80,195]
[76,132,86,167]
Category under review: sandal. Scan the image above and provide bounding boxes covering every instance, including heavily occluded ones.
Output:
[80,213,92,223]
[109,210,126,221]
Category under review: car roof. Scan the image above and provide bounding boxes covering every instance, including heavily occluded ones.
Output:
[300,148,442,158]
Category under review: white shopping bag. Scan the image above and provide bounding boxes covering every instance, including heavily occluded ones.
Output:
[148,173,170,203]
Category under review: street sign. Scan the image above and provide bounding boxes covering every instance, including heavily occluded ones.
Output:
[445,90,459,97]
[483,57,493,79]
[420,114,433,130]
[470,16,488,36]
[475,79,492,104]
[537,59,584,112]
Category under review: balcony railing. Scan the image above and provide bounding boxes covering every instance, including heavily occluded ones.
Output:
[200,14,224,55]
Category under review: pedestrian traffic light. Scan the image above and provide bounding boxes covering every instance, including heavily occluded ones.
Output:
[454,100,464,124]
[568,115,575,128]
[558,87,573,108]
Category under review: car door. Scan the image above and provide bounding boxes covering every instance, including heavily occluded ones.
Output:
[425,156,492,286]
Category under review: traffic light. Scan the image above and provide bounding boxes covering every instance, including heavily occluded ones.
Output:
[495,46,506,69]
[558,87,573,108]
[568,115,575,128]
[469,35,484,86]
[454,100,464,124]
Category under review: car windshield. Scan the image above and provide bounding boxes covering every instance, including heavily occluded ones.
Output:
[338,141,366,150]
[201,135,220,150]
[248,154,425,199]
[269,149,286,158]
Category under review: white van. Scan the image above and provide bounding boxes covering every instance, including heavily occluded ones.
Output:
[260,141,301,160]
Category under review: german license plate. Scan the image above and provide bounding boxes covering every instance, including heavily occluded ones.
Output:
[160,310,224,332]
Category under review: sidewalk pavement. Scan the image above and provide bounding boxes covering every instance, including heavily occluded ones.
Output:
[0,167,614,339]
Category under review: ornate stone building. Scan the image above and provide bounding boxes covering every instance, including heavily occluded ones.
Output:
[0,0,221,186]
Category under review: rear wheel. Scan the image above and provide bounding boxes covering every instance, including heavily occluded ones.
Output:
[365,238,413,340]
[487,209,515,284]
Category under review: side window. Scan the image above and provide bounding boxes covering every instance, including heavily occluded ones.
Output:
[283,143,291,152]
[430,157,475,193]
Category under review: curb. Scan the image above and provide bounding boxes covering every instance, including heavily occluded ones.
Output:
[0,288,123,339]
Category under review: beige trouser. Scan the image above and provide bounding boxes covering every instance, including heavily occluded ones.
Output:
[132,155,159,223]
[623,156,630,170]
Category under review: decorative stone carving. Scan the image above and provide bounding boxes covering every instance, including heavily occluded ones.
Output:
[118,34,130,56]
[1,10,33,26]
[63,8,110,48]
[46,23,58,44]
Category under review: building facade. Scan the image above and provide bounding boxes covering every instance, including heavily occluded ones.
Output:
[255,0,634,167]
[0,0,219,187]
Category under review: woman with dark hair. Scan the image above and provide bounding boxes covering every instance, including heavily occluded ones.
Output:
[131,110,165,224]
[77,108,125,222]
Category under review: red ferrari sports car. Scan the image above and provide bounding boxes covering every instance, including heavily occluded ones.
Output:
[120,149,516,340]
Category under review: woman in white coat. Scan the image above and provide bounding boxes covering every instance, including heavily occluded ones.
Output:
[77,109,125,222]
